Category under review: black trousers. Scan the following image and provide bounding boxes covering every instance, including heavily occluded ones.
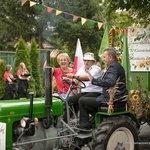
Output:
[78,96,100,126]
[17,79,28,98]
[63,92,101,123]
[5,82,16,100]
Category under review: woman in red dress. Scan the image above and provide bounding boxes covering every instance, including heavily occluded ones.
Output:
[3,64,16,99]
[43,50,77,99]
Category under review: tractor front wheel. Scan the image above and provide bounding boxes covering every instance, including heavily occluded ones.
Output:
[89,115,139,150]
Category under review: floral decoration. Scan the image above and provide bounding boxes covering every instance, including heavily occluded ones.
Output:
[128,76,150,123]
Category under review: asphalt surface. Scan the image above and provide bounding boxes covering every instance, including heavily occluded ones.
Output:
[80,124,150,150]
[139,123,150,150]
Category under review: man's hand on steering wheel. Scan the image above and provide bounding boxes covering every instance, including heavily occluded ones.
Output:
[72,76,86,89]
[62,74,86,89]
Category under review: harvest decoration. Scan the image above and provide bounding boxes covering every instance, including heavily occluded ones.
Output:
[128,76,150,120]
[108,26,123,63]
[107,78,123,114]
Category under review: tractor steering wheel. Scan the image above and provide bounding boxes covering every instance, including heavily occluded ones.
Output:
[61,75,86,89]
[71,76,86,89]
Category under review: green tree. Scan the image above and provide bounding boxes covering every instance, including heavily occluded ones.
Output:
[37,0,104,60]
[30,38,44,97]
[13,37,35,97]
[102,0,150,27]
[13,38,31,74]
[0,0,39,51]
[0,60,6,99]
[1,0,149,59]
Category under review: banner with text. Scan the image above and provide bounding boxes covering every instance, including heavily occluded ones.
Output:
[128,24,150,71]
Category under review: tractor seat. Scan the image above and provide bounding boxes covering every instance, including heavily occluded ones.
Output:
[99,99,127,112]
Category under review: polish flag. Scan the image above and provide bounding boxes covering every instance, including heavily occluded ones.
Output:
[73,38,84,71]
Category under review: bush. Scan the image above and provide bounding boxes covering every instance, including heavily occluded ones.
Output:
[0,60,6,99]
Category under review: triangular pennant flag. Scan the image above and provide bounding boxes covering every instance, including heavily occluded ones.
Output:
[47,7,53,13]
[56,10,62,16]
[73,38,84,71]
[97,22,103,29]
[90,21,96,26]
[30,1,37,7]
[73,15,79,22]
[64,14,71,19]
[38,4,45,10]
[21,0,27,6]
[81,18,87,25]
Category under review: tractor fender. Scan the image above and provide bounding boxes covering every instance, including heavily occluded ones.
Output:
[95,111,141,129]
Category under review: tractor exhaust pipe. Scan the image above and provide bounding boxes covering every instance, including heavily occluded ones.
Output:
[29,92,34,119]
[42,51,52,129]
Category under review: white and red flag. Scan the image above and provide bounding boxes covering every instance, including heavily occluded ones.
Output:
[73,38,84,71]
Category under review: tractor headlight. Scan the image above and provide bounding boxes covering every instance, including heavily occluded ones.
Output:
[34,118,39,125]
[20,118,26,128]
[20,117,30,128]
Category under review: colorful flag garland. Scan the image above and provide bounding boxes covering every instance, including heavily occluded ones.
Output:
[21,0,103,29]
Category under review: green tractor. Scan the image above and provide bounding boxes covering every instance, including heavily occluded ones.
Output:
[0,53,147,150]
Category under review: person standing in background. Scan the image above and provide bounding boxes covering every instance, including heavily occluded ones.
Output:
[17,62,30,98]
[3,64,16,100]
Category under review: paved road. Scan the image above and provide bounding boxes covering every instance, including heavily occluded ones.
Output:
[80,123,150,150]
[139,123,150,150]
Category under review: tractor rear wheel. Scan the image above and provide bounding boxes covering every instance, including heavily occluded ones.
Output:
[89,115,140,150]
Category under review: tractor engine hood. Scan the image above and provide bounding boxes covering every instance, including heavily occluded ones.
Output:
[0,97,63,122]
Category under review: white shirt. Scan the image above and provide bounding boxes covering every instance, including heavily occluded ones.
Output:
[76,65,102,93]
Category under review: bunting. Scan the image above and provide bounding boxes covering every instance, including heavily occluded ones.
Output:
[47,7,53,13]
[97,22,103,29]
[56,10,63,16]
[90,21,96,26]
[30,1,37,7]
[73,16,79,22]
[21,0,27,6]
[21,0,103,29]
[81,18,87,25]
[38,4,45,10]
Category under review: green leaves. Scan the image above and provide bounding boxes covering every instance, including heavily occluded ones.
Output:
[103,0,150,27]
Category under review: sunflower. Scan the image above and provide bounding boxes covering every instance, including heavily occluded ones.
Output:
[136,101,141,107]
[134,90,139,94]
[130,105,135,111]
[145,103,150,108]
[131,94,140,101]
[130,90,136,95]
